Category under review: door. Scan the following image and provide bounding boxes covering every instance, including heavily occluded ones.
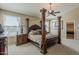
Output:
[66,22,74,39]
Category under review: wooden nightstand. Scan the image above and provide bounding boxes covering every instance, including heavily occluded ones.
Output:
[16,34,28,46]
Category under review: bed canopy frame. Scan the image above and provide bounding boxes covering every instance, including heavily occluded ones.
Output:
[26,8,61,54]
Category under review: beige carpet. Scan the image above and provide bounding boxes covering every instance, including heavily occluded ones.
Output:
[7,43,79,55]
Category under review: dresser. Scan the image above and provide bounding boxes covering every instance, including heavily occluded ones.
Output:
[16,34,28,45]
[0,36,6,55]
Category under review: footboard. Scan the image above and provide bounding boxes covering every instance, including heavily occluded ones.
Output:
[46,37,58,48]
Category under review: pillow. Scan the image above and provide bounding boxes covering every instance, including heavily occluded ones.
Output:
[29,29,42,35]
[35,29,42,35]
[29,30,34,35]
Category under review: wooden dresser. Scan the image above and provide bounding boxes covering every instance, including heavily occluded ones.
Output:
[0,37,6,55]
[16,34,28,45]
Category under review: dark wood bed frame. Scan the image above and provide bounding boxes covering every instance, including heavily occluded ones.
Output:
[26,8,61,54]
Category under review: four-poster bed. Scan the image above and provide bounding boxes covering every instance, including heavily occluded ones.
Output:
[26,8,61,54]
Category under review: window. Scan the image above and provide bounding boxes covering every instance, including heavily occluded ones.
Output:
[45,21,49,32]
[45,19,59,35]
[4,15,20,26]
[3,15,21,36]
[51,20,58,30]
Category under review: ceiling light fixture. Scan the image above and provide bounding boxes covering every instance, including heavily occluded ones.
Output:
[47,3,60,16]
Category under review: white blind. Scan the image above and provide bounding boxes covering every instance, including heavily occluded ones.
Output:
[3,15,21,36]
[4,15,20,26]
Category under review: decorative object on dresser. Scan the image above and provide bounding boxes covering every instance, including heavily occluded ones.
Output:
[0,24,4,34]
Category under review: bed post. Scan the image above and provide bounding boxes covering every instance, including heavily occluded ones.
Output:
[58,16,61,44]
[26,18,29,42]
[40,8,47,54]
[40,21,42,28]
[49,20,51,33]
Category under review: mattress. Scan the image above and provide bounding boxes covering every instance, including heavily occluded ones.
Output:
[28,33,58,45]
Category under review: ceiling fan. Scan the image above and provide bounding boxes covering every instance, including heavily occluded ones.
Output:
[47,3,60,16]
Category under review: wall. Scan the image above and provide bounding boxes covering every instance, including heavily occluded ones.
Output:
[62,6,79,40]
[61,7,79,52]
[0,9,40,45]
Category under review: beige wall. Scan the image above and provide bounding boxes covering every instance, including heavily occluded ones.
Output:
[60,7,79,52]
[0,9,40,45]
[62,7,79,40]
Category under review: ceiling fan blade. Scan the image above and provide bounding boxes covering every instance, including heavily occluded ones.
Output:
[46,14,50,17]
[52,13,56,16]
[54,11,60,13]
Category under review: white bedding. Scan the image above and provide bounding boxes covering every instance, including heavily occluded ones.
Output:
[28,33,58,45]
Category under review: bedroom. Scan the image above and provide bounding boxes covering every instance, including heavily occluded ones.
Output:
[0,3,79,55]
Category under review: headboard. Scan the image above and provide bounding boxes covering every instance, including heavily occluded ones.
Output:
[28,24,41,33]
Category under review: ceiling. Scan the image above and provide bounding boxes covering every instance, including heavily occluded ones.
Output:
[0,3,79,18]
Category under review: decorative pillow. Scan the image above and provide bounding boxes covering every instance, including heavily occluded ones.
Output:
[29,29,42,35]
[35,29,42,35]
[33,30,40,35]
[29,30,34,35]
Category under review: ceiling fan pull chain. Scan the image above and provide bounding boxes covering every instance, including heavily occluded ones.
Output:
[50,3,52,10]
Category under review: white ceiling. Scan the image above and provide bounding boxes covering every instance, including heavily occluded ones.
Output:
[0,3,79,17]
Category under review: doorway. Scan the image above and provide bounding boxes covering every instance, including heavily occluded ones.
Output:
[66,22,74,39]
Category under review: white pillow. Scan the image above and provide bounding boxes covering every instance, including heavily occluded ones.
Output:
[29,29,41,35]
[29,30,34,35]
